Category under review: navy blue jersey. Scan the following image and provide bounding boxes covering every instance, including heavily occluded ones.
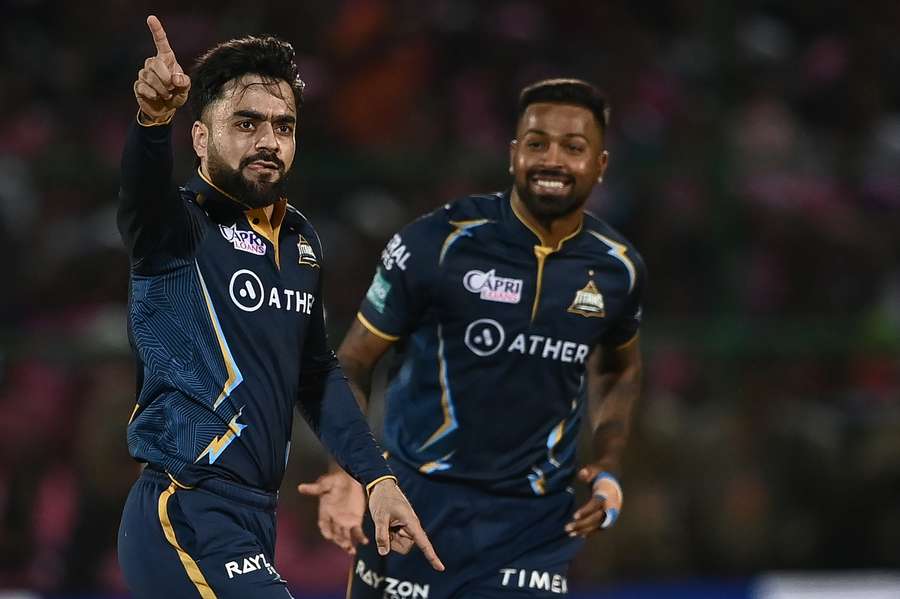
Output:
[358,192,645,496]
[118,119,391,492]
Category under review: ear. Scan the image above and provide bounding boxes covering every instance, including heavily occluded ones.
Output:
[508,139,518,175]
[192,120,209,161]
[597,149,609,179]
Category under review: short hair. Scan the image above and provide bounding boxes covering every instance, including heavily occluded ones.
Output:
[518,78,609,137]
[190,35,305,122]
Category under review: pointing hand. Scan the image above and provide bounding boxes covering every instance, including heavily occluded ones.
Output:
[133,15,191,123]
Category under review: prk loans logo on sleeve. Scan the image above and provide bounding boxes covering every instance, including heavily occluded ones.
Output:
[365,269,392,313]
[463,269,523,304]
[219,224,267,256]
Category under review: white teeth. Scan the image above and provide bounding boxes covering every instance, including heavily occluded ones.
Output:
[536,179,566,189]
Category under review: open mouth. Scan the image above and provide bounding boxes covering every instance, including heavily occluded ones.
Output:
[529,174,573,192]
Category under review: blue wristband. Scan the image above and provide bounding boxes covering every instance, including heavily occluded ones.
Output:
[592,472,622,529]
[593,471,620,487]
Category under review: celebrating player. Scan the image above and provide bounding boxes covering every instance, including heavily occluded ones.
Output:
[116,16,442,599]
[299,79,645,598]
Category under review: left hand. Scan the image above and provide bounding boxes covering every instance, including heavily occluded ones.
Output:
[565,466,623,537]
[368,478,445,571]
[297,470,368,555]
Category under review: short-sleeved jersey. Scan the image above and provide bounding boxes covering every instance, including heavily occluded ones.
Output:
[358,192,645,496]
[118,120,390,492]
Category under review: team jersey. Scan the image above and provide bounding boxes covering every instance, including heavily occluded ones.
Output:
[357,192,645,496]
[117,118,391,492]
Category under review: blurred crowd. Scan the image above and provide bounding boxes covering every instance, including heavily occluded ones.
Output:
[1,0,898,594]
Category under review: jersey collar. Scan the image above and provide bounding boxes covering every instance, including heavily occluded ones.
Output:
[185,168,287,230]
[500,189,583,252]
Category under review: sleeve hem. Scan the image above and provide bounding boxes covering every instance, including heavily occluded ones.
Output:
[136,109,175,127]
[356,313,400,342]
[365,474,398,497]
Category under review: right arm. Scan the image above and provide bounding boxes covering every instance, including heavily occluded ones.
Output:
[337,317,395,414]
[117,16,192,266]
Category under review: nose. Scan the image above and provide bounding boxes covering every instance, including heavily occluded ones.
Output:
[255,122,278,152]
[540,142,563,167]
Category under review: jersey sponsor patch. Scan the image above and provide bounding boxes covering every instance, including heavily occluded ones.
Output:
[366,269,392,313]
[229,269,315,314]
[464,319,590,363]
[382,234,411,271]
[463,269,523,304]
[297,235,319,267]
[355,559,430,598]
[224,552,278,579]
[219,223,267,256]
[499,569,568,594]
[567,279,605,317]
[464,318,506,356]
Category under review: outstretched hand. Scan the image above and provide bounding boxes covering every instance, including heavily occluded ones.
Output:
[133,15,191,122]
[565,466,623,537]
[367,479,445,571]
[297,471,369,556]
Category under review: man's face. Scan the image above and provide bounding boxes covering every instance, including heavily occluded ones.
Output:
[510,102,608,220]
[195,74,297,208]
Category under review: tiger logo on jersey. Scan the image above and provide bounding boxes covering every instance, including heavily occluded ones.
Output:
[567,279,605,318]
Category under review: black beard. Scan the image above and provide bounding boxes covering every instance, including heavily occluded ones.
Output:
[207,149,288,209]
[514,169,586,220]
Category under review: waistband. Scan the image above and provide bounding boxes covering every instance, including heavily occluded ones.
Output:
[143,465,278,511]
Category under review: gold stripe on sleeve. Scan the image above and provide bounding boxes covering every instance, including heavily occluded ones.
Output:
[356,313,400,342]
[365,475,399,497]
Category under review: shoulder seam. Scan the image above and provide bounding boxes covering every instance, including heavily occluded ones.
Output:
[584,229,638,293]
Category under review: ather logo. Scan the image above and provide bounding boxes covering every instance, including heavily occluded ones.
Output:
[464,319,506,357]
[228,269,314,315]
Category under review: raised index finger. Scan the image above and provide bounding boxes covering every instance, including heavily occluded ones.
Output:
[146,15,174,58]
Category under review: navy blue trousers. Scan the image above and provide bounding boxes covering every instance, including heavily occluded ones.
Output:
[348,457,583,599]
[118,468,293,598]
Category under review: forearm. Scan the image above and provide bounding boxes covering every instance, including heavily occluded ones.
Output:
[298,366,392,487]
[326,354,376,473]
[588,368,641,476]
[338,352,375,413]
[117,117,178,256]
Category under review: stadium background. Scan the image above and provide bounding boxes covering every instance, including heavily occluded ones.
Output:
[2,0,899,597]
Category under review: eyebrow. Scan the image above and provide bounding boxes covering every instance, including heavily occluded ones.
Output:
[522,129,590,142]
[233,110,296,124]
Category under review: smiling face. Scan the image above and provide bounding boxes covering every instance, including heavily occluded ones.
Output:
[510,102,608,222]
[192,74,297,208]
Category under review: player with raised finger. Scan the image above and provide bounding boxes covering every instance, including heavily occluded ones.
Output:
[117,16,443,599]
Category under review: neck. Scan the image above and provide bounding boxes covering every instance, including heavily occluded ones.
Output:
[510,188,584,249]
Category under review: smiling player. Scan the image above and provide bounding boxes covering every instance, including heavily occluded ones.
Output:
[300,79,646,598]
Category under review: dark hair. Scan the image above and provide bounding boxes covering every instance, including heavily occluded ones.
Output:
[190,35,305,122]
[518,78,609,136]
